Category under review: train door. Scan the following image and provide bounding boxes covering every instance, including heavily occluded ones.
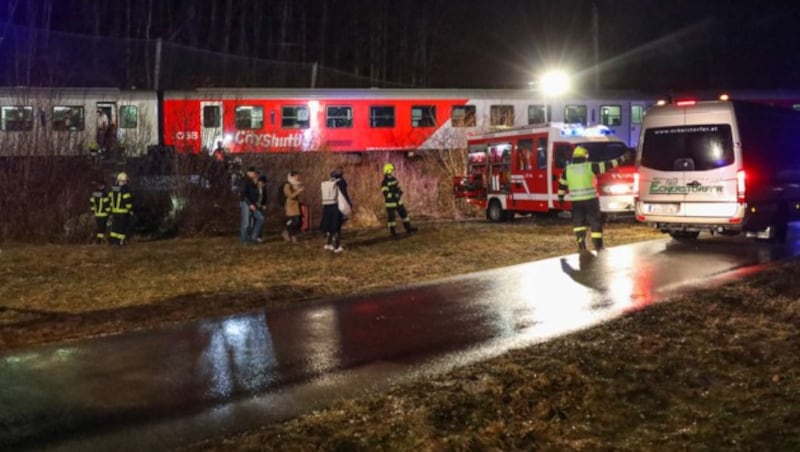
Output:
[629,103,645,147]
[96,102,116,152]
[551,142,574,207]
[200,101,223,153]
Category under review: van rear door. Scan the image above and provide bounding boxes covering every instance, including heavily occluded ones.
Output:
[639,124,738,217]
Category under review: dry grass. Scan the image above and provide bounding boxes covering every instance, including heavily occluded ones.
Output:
[192,260,800,451]
[0,218,658,349]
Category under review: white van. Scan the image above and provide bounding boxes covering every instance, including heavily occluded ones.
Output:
[635,99,800,242]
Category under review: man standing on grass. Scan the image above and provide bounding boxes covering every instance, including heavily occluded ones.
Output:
[557,146,630,252]
[381,163,417,236]
[90,179,110,244]
[109,172,134,246]
[239,166,263,245]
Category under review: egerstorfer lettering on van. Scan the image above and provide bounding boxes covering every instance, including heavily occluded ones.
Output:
[649,179,724,194]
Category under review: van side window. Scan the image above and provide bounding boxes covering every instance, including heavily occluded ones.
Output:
[537,137,547,169]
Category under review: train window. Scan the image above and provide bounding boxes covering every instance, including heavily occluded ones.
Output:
[235,106,264,130]
[52,106,85,131]
[412,105,436,127]
[631,105,644,124]
[451,105,476,127]
[202,105,221,128]
[326,106,353,128]
[1,106,33,132]
[537,137,547,169]
[517,139,534,171]
[370,106,395,128]
[793,104,800,112]
[528,105,550,124]
[282,105,310,129]
[490,105,514,127]
[554,143,573,169]
[119,106,138,129]
[600,105,622,126]
[564,105,587,124]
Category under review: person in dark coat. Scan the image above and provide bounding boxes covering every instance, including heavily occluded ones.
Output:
[320,167,351,253]
[239,166,263,244]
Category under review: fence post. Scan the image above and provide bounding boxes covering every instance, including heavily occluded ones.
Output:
[154,37,162,90]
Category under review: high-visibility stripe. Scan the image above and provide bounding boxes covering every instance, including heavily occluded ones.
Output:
[591,232,603,238]
[109,232,126,239]
[574,226,587,232]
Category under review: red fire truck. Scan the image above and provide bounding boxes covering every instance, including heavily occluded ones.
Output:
[453,123,636,221]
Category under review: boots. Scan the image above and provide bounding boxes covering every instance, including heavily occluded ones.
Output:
[389,226,398,236]
[593,237,604,251]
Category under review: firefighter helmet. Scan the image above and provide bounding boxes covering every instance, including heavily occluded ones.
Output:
[383,163,395,175]
[572,146,589,159]
[116,172,128,183]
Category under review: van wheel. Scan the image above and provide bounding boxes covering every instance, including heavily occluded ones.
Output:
[669,231,700,241]
[487,200,506,222]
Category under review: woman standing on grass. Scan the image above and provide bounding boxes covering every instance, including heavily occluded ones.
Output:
[320,167,351,253]
[282,171,304,243]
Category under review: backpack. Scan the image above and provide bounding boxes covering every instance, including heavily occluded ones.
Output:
[277,181,289,207]
[321,179,339,205]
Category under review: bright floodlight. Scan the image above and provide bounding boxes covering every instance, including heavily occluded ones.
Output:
[540,70,570,96]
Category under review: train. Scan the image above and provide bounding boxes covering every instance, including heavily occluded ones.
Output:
[1,87,798,157]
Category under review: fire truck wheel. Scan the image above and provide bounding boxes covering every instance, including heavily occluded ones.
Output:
[487,200,507,222]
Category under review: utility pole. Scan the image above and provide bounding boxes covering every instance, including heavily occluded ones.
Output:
[592,1,600,91]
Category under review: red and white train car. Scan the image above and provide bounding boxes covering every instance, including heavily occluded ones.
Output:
[161,88,654,154]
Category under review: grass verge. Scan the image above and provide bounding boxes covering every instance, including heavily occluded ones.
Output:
[0,218,659,349]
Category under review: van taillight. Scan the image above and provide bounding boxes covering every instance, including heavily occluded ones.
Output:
[676,99,697,107]
[737,169,746,203]
[633,172,640,202]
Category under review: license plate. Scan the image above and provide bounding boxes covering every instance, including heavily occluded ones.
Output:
[646,203,679,214]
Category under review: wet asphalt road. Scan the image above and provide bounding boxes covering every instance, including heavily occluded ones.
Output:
[2,229,799,451]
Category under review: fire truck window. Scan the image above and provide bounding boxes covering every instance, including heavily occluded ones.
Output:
[451,105,476,127]
[282,105,310,129]
[490,105,514,127]
[537,137,547,169]
[517,139,533,171]
[564,105,587,124]
[412,105,436,127]
[326,106,353,128]
[52,106,85,131]
[370,106,395,128]
[1,106,34,132]
[600,105,622,126]
[235,106,265,130]
[554,143,573,169]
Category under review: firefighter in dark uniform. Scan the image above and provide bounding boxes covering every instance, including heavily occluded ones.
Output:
[381,163,417,236]
[109,172,134,246]
[90,179,110,244]
[557,146,629,252]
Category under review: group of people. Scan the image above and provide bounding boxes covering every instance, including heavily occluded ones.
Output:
[238,162,417,252]
[90,172,135,246]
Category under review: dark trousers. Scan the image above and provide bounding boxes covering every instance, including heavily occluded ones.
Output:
[286,215,302,237]
[386,204,409,227]
[109,213,129,245]
[94,216,108,241]
[571,198,604,250]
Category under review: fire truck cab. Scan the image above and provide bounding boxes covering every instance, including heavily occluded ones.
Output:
[454,123,635,221]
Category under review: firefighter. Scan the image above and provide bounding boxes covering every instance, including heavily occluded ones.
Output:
[557,146,630,252]
[89,179,110,244]
[109,172,134,246]
[381,163,417,236]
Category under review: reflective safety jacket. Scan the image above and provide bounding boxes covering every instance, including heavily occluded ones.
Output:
[558,156,624,202]
[90,190,111,217]
[109,184,134,214]
[381,175,403,208]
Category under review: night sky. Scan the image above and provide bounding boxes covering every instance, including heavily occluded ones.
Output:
[1,0,799,91]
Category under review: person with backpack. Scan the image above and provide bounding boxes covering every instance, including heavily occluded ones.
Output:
[320,167,351,253]
[281,171,304,242]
